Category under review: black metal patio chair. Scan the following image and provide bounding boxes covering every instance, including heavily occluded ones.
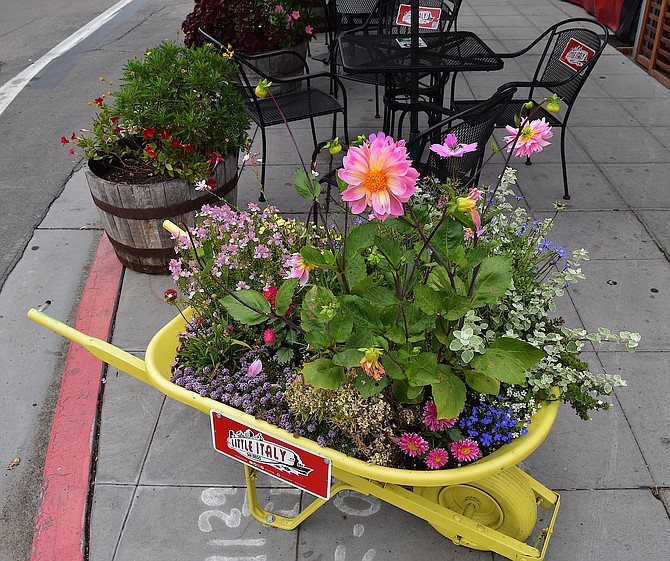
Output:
[449,18,609,200]
[199,29,349,202]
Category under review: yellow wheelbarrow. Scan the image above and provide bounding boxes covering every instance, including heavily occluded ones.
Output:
[28,303,561,561]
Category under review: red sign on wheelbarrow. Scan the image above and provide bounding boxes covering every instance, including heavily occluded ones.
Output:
[210,410,332,500]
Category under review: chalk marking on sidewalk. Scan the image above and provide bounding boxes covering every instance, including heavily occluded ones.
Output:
[0,0,135,116]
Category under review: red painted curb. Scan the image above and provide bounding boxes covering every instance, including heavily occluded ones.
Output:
[31,233,123,561]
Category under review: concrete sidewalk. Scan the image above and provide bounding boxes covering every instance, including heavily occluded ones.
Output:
[14,0,670,559]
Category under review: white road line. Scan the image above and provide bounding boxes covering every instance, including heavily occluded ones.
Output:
[0,0,135,116]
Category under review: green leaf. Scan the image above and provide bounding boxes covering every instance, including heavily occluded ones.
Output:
[432,217,465,258]
[431,365,467,418]
[275,346,294,364]
[464,370,500,394]
[328,313,353,342]
[363,286,398,307]
[392,380,424,403]
[443,294,472,321]
[275,278,298,316]
[302,358,345,389]
[381,355,405,380]
[341,294,383,329]
[374,235,403,269]
[345,220,377,257]
[294,167,320,200]
[332,349,363,368]
[470,338,546,385]
[345,254,368,291]
[300,246,331,268]
[220,290,270,325]
[470,256,513,308]
[355,372,390,397]
[405,352,440,386]
[413,284,443,316]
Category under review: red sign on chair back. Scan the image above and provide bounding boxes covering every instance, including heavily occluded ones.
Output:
[211,410,332,499]
[559,38,596,72]
[396,4,442,30]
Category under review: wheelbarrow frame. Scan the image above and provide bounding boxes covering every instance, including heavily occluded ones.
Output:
[28,305,561,561]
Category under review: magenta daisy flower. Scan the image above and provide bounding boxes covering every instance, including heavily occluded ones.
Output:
[398,433,429,457]
[451,439,481,463]
[422,399,458,431]
[429,133,478,158]
[338,132,419,221]
[425,448,449,469]
[504,117,553,158]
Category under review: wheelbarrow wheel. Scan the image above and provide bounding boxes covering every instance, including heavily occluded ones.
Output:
[414,466,537,550]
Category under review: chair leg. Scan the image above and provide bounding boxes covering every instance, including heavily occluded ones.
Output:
[374,84,380,119]
[560,129,570,200]
[259,127,268,202]
[310,117,318,148]
[525,155,532,166]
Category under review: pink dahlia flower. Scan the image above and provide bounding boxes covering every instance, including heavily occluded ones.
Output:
[504,117,553,158]
[398,433,429,457]
[451,439,481,463]
[425,448,449,469]
[338,132,419,221]
[285,253,314,286]
[423,399,458,431]
[429,133,478,158]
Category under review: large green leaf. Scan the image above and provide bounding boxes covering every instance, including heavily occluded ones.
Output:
[221,290,270,325]
[465,370,500,395]
[328,313,353,342]
[392,380,424,403]
[302,358,345,389]
[341,295,383,329]
[332,349,364,368]
[345,254,368,291]
[381,355,405,380]
[431,365,467,419]
[470,256,513,308]
[345,220,377,257]
[275,278,298,316]
[294,167,320,200]
[413,284,444,316]
[405,352,440,386]
[356,372,390,397]
[300,246,332,268]
[374,235,403,269]
[363,286,398,307]
[470,337,546,384]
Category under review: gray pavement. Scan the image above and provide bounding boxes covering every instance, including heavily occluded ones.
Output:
[4,0,670,559]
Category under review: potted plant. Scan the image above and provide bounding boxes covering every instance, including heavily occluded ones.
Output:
[166,120,639,465]
[182,0,316,94]
[62,41,250,274]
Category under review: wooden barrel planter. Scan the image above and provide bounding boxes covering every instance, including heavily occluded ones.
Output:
[85,153,238,275]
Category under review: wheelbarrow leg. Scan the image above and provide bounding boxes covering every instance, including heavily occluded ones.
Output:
[244,465,358,530]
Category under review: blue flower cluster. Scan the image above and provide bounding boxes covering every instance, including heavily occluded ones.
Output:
[458,396,529,451]
[537,239,569,267]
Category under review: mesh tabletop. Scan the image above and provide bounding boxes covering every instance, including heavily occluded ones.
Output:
[338,31,502,74]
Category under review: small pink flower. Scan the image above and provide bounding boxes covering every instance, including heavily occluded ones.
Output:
[425,448,449,469]
[285,253,314,286]
[274,4,284,12]
[142,126,156,139]
[338,131,418,221]
[263,328,276,344]
[451,439,481,463]
[305,24,314,35]
[164,289,178,302]
[291,10,300,19]
[504,117,553,158]
[398,433,429,457]
[423,399,458,431]
[429,133,478,158]
[248,359,263,376]
[69,148,75,155]
[60,136,70,145]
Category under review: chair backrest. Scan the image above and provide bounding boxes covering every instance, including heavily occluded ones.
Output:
[515,18,609,108]
[379,0,462,34]
[408,86,517,183]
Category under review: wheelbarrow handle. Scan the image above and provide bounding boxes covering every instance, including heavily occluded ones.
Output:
[27,308,150,385]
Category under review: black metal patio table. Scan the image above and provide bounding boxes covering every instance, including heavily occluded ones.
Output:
[337,30,503,137]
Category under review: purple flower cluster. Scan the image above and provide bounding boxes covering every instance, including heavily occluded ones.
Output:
[171,346,339,448]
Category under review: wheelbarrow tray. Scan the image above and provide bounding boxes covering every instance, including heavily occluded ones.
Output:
[29,306,561,560]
